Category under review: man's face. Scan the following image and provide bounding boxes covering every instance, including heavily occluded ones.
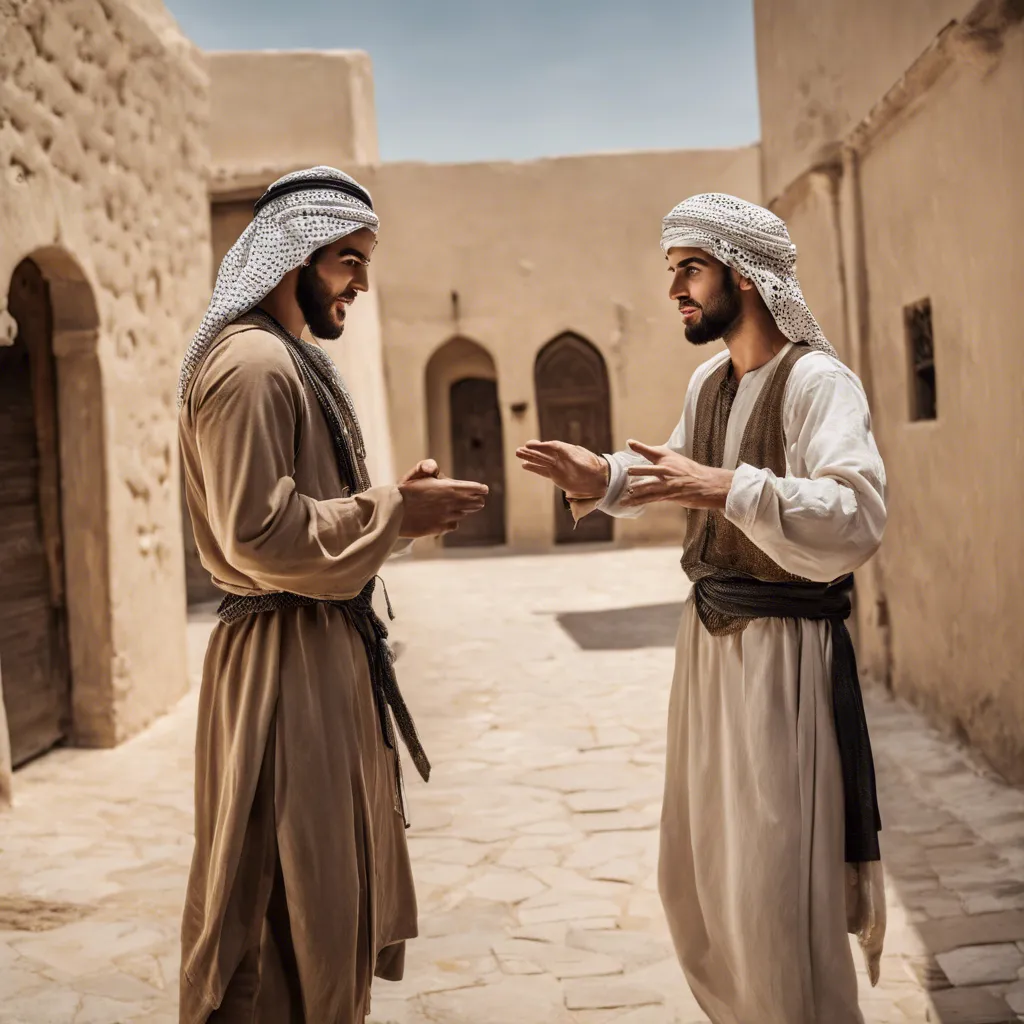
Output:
[295,227,376,340]
[666,246,743,345]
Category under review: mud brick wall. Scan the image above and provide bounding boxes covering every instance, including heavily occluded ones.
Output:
[0,0,211,744]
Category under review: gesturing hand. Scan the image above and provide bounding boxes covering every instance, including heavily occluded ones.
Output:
[400,459,443,484]
[398,475,489,538]
[515,440,610,498]
[621,440,734,510]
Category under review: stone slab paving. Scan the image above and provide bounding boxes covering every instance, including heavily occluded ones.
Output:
[0,548,1021,1023]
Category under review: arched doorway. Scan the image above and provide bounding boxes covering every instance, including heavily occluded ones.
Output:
[1,249,108,764]
[534,333,613,544]
[425,338,507,548]
[0,260,71,765]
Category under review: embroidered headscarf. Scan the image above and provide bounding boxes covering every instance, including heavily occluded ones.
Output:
[660,193,837,359]
[177,165,379,407]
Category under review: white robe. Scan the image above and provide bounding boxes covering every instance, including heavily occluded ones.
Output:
[597,344,887,1024]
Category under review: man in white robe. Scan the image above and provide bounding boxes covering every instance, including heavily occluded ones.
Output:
[516,194,886,1024]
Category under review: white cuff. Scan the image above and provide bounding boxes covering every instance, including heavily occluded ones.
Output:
[724,462,768,533]
[596,455,626,513]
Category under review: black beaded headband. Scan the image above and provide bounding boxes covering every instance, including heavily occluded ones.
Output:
[253,177,373,216]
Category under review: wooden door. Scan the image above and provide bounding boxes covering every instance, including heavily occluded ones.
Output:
[535,334,613,544]
[0,261,71,766]
[445,378,507,548]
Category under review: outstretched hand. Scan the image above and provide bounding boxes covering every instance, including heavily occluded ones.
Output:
[515,440,609,498]
[620,440,734,510]
[397,459,488,538]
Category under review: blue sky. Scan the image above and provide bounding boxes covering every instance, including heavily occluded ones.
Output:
[164,0,761,164]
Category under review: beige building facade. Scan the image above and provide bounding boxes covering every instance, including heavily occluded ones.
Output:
[364,147,761,554]
[755,0,1024,781]
[0,0,210,773]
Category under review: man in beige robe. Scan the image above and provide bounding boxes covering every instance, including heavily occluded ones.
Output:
[517,195,886,1024]
[177,167,488,1023]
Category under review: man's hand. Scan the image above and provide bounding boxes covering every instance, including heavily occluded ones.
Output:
[400,459,443,484]
[621,440,734,510]
[398,475,489,538]
[515,440,609,498]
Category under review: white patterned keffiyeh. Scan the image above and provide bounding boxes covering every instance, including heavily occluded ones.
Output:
[177,165,379,407]
[661,193,837,359]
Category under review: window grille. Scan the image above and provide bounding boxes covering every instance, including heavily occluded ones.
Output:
[904,298,936,421]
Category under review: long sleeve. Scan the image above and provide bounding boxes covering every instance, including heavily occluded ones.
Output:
[191,330,404,601]
[724,363,887,583]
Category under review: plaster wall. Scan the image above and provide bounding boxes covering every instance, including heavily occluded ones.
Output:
[754,0,970,200]
[854,22,1024,781]
[357,146,762,552]
[206,50,379,190]
[0,0,210,742]
[772,170,850,363]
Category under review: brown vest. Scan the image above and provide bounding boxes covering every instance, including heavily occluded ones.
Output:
[681,344,813,630]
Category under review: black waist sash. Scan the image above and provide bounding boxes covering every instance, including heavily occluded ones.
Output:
[693,573,881,862]
[217,577,430,826]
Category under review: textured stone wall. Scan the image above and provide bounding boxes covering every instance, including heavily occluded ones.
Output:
[0,0,210,744]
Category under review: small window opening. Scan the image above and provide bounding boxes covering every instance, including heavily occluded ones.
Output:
[905,298,936,421]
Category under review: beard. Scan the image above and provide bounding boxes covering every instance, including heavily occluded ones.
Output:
[682,273,743,346]
[296,261,350,340]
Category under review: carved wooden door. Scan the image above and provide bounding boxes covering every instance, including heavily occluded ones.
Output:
[446,378,507,547]
[0,261,71,765]
[535,334,613,544]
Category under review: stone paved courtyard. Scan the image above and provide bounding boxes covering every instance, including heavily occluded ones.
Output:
[1,548,1023,1023]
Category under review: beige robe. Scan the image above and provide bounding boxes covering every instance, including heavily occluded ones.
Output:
[594,346,887,1024]
[178,323,416,1023]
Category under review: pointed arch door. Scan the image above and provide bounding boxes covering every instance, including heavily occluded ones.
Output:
[534,333,613,544]
[0,260,71,765]
[446,377,507,547]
